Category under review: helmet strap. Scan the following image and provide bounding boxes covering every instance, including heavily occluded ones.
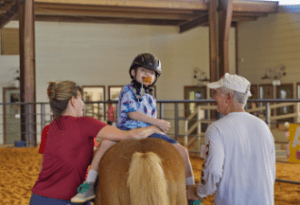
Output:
[131,80,153,102]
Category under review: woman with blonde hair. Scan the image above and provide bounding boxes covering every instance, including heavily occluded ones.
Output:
[29,81,160,205]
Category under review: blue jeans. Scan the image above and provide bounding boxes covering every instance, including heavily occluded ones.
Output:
[29,194,92,205]
[148,133,178,144]
[119,127,178,144]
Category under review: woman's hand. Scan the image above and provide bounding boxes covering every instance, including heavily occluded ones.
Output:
[130,125,160,139]
[98,125,161,141]
[128,111,170,134]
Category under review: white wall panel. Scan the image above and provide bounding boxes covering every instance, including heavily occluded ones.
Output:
[238,12,300,93]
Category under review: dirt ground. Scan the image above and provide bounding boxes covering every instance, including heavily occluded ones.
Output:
[0,147,299,205]
[190,158,300,205]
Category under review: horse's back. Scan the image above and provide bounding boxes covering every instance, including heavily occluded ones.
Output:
[96,138,187,205]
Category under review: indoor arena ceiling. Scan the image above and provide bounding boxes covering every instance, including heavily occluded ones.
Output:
[0,0,279,32]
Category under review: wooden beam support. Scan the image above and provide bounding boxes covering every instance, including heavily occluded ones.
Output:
[0,0,18,29]
[234,22,238,75]
[34,0,208,11]
[233,12,268,17]
[33,13,250,26]
[35,2,203,15]
[34,7,201,20]
[218,0,233,77]
[208,0,218,120]
[179,14,208,33]
[233,1,278,13]
[209,0,218,83]
[232,16,258,22]
[35,14,185,26]
[0,0,279,28]
[19,0,37,147]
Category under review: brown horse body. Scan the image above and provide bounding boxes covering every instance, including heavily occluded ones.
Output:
[95,138,187,205]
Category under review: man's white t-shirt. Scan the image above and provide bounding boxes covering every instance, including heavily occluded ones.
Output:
[197,112,276,205]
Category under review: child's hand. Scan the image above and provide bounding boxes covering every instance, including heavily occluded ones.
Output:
[157,119,171,133]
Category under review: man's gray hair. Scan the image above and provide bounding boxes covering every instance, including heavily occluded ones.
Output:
[219,87,250,106]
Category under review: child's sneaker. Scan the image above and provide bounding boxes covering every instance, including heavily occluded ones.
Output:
[70,181,95,203]
[188,200,202,205]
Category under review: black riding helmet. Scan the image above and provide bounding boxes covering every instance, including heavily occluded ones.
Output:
[129,53,162,85]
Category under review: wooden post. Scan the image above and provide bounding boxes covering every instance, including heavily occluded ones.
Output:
[218,0,233,77]
[19,0,37,147]
[209,0,218,83]
[234,22,239,74]
[208,0,233,119]
[208,0,218,120]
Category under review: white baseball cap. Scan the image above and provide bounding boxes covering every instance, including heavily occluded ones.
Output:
[207,73,252,97]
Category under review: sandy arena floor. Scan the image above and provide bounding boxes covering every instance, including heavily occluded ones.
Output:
[0,147,299,205]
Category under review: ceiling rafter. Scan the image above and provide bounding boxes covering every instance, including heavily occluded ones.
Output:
[179,13,208,33]
[34,2,205,15]
[0,0,18,29]
[34,7,204,20]
[34,0,209,10]
[34,14,185,26]
[232,1,278,13]
[0,0,279,32]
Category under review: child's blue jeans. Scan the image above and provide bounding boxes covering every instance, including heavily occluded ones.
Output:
[148,133,178,144]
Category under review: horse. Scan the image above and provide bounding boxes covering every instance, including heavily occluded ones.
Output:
[94,138,188,205]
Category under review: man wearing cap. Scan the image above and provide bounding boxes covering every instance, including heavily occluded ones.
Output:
[189,73,276,205]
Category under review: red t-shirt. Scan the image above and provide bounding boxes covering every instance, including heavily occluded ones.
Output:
[39,123,99,180]
[39,124,98,154]
[32,116,106,200]
[39,124,50,154]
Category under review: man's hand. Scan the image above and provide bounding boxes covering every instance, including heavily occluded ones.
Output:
[187,185,203,201]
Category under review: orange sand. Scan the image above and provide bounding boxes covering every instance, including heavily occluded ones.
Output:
[190,158,300,205]
[0,148,41,205]
[0,147,300,205]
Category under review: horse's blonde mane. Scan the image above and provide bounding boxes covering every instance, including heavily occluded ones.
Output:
[127,152,169,205]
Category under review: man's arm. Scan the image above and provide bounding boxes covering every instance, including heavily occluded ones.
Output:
[196,125,224,198]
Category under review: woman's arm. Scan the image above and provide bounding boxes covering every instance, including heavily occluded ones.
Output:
[128,111,170,133]
[96,125,160,141]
